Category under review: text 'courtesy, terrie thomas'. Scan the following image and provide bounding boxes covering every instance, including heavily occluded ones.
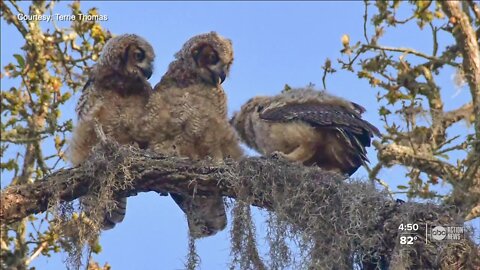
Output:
[17,13,108,22]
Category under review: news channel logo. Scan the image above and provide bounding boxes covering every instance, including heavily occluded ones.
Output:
[429,225,465,242]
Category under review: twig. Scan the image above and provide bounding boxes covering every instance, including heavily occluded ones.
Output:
[429,22,438,57]
[25,241,48,266]
[465,203,480,221]
[442,102,474,128]
[1,1,28,37]
[393,1,432,24]
[321,58,334,90]
[362,0,369,44]
[1,136,48,144]
[466,0,480,21]
[362,44,460,67]
[374,141,462,183]
[434,142,468,156]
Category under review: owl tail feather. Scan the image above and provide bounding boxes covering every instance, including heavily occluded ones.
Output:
[170,193,227,239]
[102,197,127,230]
[81,196,127,230]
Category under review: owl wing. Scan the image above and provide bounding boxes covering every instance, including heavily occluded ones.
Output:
[173,92,210,138]
[260,102,380,162]
[74,79,128,230]
[75,79,104,122]
[261,102,379,142]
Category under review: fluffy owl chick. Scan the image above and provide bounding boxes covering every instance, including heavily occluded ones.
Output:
[143,32,243,238]
[69,34,155,229]
[231,87,380,176]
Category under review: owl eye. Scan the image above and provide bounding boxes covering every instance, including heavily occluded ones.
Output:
[208,53,219,64]
[134,50,145,61]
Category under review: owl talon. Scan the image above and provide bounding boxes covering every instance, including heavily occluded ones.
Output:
[271,151,289,160]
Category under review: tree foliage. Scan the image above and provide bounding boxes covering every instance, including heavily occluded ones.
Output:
[1,1,111,268]
[0,0,479,269]
[335,0,480,219]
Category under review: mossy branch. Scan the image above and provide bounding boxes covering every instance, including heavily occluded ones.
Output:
[1,141,479,269]
[0,140,327,224]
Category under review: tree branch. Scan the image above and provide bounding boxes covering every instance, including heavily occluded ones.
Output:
[1,155,203,220]
[374,141,462,182]
[25,241,48,266]
[466,0,480,22]
[442,102,474,128]
[441,1,480,153]
[362,44,460,67]
[0,1,28,37]
[1,141,338,224]
[1,142,479,268]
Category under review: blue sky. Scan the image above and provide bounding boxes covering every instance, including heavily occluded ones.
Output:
[1,1,478,269]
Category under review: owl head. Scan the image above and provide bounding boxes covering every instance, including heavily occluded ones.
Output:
[176,31,234,85]
[230,96,269,146]
[97,34,155,81]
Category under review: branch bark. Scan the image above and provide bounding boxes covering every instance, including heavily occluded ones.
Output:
[0,146,241,224]
[0,1,28,37]
[466,0,480,24]
[362,44,460,67]
[1,142,333,224]
[442,102,474,128]
[441,1,480,153]
[1,142,479,269]
[440,0,480,221]
[374,141,463,182]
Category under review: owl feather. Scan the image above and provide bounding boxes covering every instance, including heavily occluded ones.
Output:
[231,87,380,176]
[69,34,155,229]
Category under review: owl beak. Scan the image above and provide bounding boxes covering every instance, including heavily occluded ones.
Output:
[141,65,153,79]
[210,70,226,85]
[229,114,236,125]
[206,64,228,85]
[219,70,226,84]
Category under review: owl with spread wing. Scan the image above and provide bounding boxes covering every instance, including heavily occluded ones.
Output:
[231,87,380,175]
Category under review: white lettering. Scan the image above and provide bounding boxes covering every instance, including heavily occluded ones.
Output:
[54,14,76,21]
[16,13,52,22]
[16,12,108,22]
[78,14,108,21]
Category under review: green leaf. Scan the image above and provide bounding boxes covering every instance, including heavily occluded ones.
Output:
[13,54,25,69]
[397,185,409,190]
[0,158,18,171]
[60,92,72,102]
[91,240,102,254]
[379,106,391,116]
